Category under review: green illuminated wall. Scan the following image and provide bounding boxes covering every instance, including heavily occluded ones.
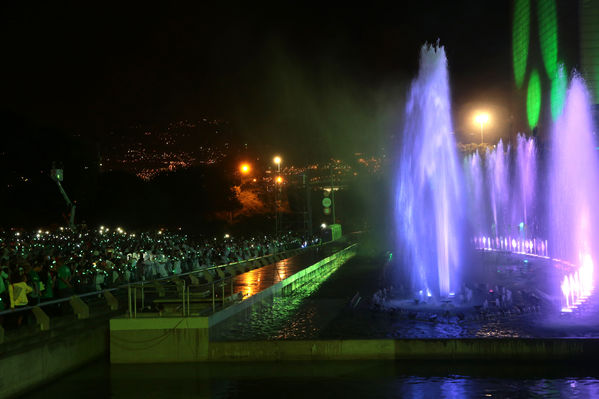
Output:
[512,0,530,89]
[527,70,541,128]
[580,0,599,104]
[537,0,558,78]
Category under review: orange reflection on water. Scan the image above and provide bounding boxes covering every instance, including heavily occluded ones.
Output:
[234,259,291,300]
[236,267,270,299]
[275,259,290,282]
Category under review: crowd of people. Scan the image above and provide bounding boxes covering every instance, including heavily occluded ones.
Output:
[0,226,321,313]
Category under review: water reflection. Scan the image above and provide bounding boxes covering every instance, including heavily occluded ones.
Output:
[232,246,338,300]
[20,360,599,399]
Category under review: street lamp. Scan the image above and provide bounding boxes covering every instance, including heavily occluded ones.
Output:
[474,112,490,144]
[273,155,283,241]
[240,163,251,174]
[273,156,281,172]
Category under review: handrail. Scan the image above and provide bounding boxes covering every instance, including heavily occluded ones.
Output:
[0,239,333,317]
[127,241,356,318]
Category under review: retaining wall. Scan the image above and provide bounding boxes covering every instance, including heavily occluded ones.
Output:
[0,318,108,399]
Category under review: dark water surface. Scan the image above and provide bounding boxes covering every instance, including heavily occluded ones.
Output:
[19,358,599,398]
[214,252,599,340]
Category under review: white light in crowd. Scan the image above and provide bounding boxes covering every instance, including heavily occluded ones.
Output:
[224,234,230,239]
[321,223,327,229]
[15,232,20,236]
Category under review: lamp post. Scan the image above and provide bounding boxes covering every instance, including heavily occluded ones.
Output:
[274,156,281,173]
[273,156,282,240]
[475,113,490,144]
[239,162,251,184]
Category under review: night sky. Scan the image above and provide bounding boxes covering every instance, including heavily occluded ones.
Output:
[1,2,513,161]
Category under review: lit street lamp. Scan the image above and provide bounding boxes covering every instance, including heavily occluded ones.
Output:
[474,112,490,144]
[240,163,251,174]
[273,156,281,172]
[273,156,283,240]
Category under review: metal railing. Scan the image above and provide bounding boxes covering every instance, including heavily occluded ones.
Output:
[124,241,336,318]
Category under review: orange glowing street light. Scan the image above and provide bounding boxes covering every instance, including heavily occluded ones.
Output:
[273,155,282,173]
[240,163,251,174]
[474,112,490,144]
[275,176,283,184]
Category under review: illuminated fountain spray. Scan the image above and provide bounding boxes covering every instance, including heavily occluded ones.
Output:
[465,136,540,254]
[396,44,464,298]
[486,139,510,237]
[514,134,537,234]
[549,76,599,312]
[463,151,487,236]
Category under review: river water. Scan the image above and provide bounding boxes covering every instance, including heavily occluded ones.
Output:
[19,358,599,398]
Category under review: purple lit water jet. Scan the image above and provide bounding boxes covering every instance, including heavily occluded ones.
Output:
[548,76,599,312]
[396,44,465,298]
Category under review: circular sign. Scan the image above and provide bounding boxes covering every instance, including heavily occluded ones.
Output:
[323,208,331,215]
[322,198,332,208]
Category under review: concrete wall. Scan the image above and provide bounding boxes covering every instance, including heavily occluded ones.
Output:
[0,318,108,398]
[206,338,595,362]
[111,334,599,364]
[110,317,209,363]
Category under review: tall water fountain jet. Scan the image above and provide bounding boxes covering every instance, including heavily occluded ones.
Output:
[463,151,487,236]
[549,75,599,311]
[396,44,465,298]
[486,140,510,237]
[463,136,543,254]
[514,134,537,237]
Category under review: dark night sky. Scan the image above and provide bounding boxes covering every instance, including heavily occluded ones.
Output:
[0,1,514,162]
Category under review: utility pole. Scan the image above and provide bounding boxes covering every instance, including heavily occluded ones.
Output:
[330,163,336,224]
[274,157,282,240]
[303,173,312,237]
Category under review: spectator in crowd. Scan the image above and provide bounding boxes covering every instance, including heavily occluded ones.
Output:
[8,273,33,327]
[40,263,55,301]
[0,265,9,311]
[56,259,73,298]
